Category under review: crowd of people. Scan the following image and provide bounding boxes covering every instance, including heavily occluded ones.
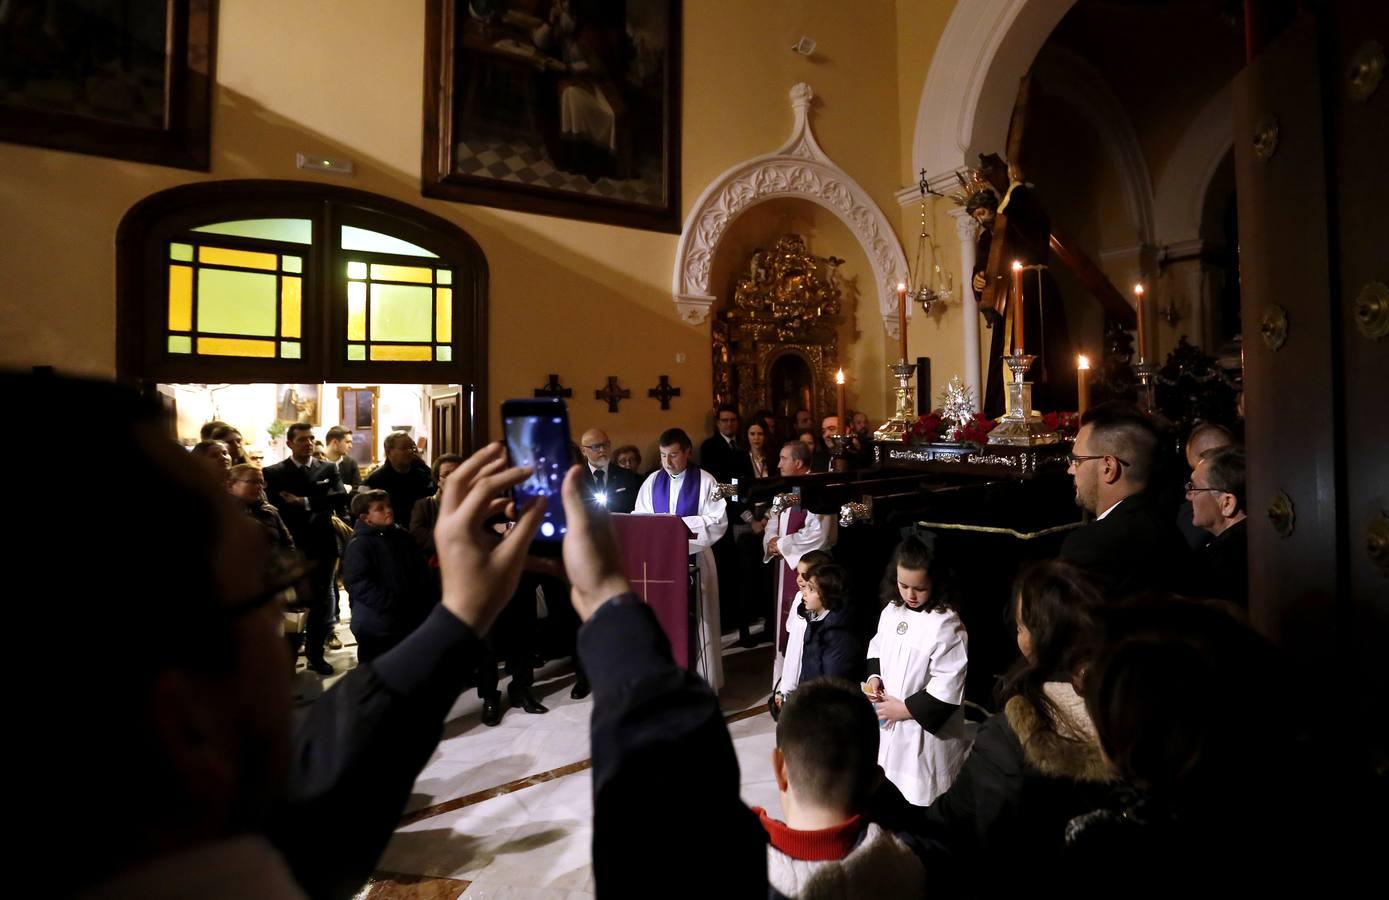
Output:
[25,371,1378,900]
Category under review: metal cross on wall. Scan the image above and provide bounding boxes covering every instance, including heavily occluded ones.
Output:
[648,375,681,410]
[595,376,630,413]
[533,374,572,398]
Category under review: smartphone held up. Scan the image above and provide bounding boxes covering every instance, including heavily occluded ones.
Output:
[501,398,572,542]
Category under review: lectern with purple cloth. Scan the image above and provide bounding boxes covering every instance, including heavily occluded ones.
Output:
[608,513,697,668]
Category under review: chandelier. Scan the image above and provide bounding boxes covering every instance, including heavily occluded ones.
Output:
[907,169,953,316]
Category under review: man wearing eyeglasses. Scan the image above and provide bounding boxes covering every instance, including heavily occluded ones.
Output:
[1059,404,1190,599]
[365,430,435,528]
[1187,446,1248,608]
[699,404,742,483]
[579,427,639,513]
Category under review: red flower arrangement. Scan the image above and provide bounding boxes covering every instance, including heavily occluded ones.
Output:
[959,412,997,445]
[911,410,998,446]
[911,411,943,443]
[1042,411,1081,439]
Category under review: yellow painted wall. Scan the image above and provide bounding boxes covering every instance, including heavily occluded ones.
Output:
[0,0,913,462]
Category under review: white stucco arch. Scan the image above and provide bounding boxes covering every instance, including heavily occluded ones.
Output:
[911,0,1079,187]
[1153,82,1234,248]
[672,83,910,338]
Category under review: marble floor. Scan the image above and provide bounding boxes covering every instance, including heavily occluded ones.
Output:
[298,619,780,900]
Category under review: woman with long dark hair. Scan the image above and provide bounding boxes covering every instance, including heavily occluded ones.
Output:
[918,559,1112,882]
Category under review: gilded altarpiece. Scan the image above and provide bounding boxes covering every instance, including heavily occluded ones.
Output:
[712,234,844,423]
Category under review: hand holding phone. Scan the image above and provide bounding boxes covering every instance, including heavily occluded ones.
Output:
[501,398,572,542]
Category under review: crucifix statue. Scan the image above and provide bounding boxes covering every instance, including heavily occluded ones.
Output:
[595,376,630,413]
[648,375,681,410]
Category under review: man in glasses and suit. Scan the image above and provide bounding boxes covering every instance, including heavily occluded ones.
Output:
[1060,403,1190,600]
[265,422,348,675]
[578,427,640,514]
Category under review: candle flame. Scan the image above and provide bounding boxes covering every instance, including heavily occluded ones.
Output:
[836,368,845,384]
[897,282,906,291]
[1134,284,1144,296]
[1077,355,1090,370]
[1011,260,1023,271]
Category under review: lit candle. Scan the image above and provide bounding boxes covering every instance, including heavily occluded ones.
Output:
[1134,284,1147,363]
[1011,261,1025,354]
[1077,354,1090,416]
[897,282,908,362]
[836,368,846,429]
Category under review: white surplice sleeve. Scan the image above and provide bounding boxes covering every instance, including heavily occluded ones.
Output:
[681,470,727,553]
[925,611,969,706]
[633,471,657,515]
[778,513,836,569]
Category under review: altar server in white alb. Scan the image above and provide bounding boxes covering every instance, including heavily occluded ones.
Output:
[763,440,837,686]
[634,428,729,691]
[865,534,971,806]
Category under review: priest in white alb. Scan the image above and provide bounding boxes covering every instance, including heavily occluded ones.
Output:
[634,427,728,691]
[764,440,837,686]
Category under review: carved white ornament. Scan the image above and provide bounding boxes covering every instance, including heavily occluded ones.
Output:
[672,83,909,337]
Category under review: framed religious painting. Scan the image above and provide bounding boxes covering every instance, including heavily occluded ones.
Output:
[0,0,216,171]
[422,0,682,233]
[275,384,323,426]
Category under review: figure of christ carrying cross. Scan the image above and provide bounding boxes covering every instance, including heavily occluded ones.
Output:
[632,428,729,692]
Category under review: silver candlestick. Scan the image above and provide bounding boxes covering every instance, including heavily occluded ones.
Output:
[1134,361,1158,415]
[873,360,918,442]
[987,352,1060,447]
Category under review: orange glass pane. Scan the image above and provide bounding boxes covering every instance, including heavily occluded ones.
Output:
[436,287,452,342]
[197,337,277,358]
[370,263,432,284]
[347,281,367,340]
[198,246,278,271]
[281,276,302,338]
[369,344,432,361]
[168,264,193,331]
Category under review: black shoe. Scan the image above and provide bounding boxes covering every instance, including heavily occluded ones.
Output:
[307,658,334,676]
[508,685,549,714]
[570,675,591,700]
[482,692,503,727]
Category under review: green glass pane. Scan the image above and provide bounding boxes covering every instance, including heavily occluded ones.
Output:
[436,345,452,362]
[193,218,312,244]
[197,268,277,336]
[341,225,438,258]
[170,242,193,261]
[282,255,302,273]
[168,335,192,354]
[436,268,452,285]
[347,344,366,361]
[370,283,432,341]
[280,341,302,359]
[347,261,368,279]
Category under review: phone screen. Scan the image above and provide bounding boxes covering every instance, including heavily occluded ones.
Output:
[502,400,570,541]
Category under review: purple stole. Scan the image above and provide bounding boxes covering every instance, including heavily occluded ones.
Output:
[652,465,703,517]
[777,507,809,653]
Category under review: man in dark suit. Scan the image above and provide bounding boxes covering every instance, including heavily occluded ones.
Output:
[265,422,348,675]
[365,431,433,528]
[1187,446,1248,608]
[578,427,641,514]
[698,404,742,483]
[1059,404,1190,600]
[324,426,362,491]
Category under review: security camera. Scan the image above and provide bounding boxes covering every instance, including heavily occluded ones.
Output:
[791,36,816,57]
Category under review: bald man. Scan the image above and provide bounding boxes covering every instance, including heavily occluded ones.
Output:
[1177,423,1236,549]
[579,427,641,513]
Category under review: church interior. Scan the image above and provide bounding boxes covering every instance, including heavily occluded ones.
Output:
[3,0,1386,897]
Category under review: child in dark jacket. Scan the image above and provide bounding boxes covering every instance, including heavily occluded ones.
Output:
[342,489,438,662]
[774,563,863,713]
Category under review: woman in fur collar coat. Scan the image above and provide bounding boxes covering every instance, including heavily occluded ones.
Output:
[918,561,1114,887]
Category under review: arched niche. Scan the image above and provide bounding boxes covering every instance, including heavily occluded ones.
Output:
[672,83,909,341]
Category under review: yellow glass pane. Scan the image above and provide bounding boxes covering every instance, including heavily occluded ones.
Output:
[170,243,193,261]
[348,281,367,340]
[281,276,302,338]
[370,263,432,284]
[347,261,368,279]
[168,335,192,354]
[436,287,452,342]
[369,344,432,361]
[347,344,366,361]
[370,283,432,341]
[168,264,193,331]
[197,269,277,336]
[436,345,452,362]
[198,337,277,358]
[199,246,278,271]
[282,255,302,273]
[280,341,301,359]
